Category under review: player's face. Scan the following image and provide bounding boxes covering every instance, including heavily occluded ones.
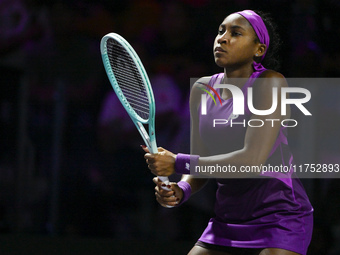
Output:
[213,14,260,69]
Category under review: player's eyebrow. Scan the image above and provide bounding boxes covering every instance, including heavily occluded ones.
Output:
[230,25,246,31]
[220,23,247,31]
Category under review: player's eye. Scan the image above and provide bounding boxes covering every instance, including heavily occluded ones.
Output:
[218,26,225,35]
[231,31,242,36]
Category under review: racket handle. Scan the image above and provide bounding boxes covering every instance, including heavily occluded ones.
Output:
[158,176,171,191]
[148,141,171,191]
[148,144,174,207]
[157,176,174,208]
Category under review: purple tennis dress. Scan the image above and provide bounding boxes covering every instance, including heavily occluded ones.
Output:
[197,70,313,255]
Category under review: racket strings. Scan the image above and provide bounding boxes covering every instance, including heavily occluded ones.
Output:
[107,38,150,120]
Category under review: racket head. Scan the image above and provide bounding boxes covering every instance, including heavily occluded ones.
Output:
[100,33,156,124]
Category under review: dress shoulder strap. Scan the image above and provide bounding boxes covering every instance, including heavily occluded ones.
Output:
[208,73,224,87]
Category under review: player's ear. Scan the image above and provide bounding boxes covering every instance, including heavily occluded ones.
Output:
[255,43,267,58]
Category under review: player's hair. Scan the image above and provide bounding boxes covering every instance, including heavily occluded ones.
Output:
[254,10,281,71]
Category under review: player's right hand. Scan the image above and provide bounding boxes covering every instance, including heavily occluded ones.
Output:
[153,177,183,208]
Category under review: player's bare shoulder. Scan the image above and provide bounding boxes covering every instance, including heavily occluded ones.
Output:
[257,69,288,89]
[190,76,212,111]
[191,76,211,100]
[251,70,290,117]
[193,76,212,88]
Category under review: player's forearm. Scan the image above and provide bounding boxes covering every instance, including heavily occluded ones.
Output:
[180,174,208,195]
[176,145,269,179]
[194,148,264,178]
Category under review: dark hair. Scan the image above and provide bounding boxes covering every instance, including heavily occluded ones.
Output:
[254,10,281,71]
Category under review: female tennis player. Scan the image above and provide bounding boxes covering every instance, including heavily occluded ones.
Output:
[143,10,313,255]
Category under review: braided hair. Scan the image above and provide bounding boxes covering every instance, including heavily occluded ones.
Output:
[254,10,282,71]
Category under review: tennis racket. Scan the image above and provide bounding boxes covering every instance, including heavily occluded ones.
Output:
[100,32,171,191]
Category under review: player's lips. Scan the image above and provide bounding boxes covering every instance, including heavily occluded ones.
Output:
[214,46,226,53]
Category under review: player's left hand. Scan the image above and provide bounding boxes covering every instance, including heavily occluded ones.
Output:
[142,145,176,176]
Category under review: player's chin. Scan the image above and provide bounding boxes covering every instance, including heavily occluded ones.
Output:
[214,57,228,68]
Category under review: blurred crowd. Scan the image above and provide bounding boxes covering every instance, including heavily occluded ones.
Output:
[0,0,340,254]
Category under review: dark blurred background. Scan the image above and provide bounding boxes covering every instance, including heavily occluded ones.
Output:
[1,0,340,254]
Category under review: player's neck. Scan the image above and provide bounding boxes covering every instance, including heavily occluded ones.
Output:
[224,64,253,78]
[223,65,253,88]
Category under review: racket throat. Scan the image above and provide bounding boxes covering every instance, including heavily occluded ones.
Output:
[136,122,156,153]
